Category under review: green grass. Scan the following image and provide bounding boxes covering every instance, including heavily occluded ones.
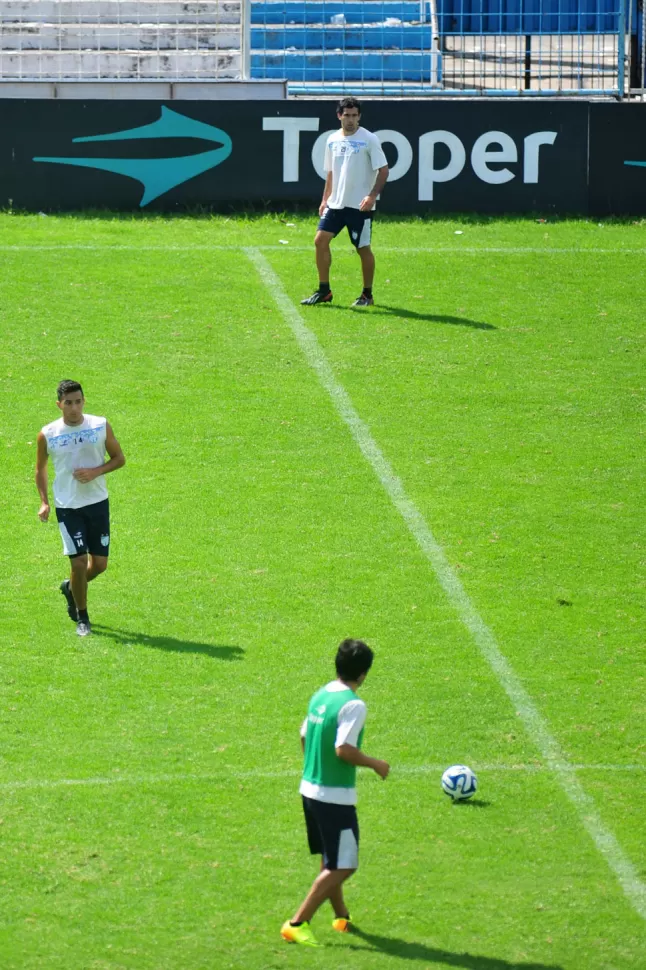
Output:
[0,214,644,970]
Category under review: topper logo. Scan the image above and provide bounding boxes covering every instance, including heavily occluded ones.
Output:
[417,130,558,200]
[263,118,558,200]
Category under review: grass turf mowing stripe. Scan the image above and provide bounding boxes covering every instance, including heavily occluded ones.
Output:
[1,244,645,254]
[1,763,645,793]
[245,244,646,923]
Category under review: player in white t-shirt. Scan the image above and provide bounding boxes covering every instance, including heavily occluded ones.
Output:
[35,380,126,637]
[301,97,389,308]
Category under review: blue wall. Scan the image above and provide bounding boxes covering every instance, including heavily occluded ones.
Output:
[252,1,636,35]
[436,0,630,34]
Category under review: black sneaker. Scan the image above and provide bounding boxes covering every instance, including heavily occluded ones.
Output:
[76,619,92,638]
[301,290,333,305]
[352,294,374,307]
[60,579,78,622]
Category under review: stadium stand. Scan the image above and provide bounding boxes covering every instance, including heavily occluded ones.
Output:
[249,0,630,95]
[0,0,640,96]
[250,1,441,86]
[0,0,247,79]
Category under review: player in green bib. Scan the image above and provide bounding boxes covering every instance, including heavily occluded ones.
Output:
[281,638,390,947]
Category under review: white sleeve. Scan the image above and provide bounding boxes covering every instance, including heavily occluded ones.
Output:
[324,137,333,174]
[335,699,367,748]
[369,134,388,171]
[300,716,308,739]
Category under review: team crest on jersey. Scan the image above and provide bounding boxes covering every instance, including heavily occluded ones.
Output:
[100,534,110,547]
[333,140,366,156]
[48,428,100,449]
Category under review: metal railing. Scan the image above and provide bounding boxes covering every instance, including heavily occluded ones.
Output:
[437,0,627,95]
[640,0,646,97]
[250,0,631,96]
[0,0,641,96]
[251,0,442,94]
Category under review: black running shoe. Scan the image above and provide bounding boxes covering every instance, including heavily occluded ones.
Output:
[301,290,333,305]
[76,619,92,638]
[60,579,78,622]
[352,294,374,307]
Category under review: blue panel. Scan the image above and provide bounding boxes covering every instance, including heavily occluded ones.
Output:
[251,3,424,26]
[251,50,435,80]
[435,0,623,35]
[252,26,435,49]
[252,1,628,34]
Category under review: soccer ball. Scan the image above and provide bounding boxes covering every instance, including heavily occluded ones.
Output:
[441,765,477,801]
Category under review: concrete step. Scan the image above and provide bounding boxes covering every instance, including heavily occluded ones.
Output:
[252,26,435,50]
[0,1,240,25]
[0,48,241,77]
[0,77,286,98]
[0,24,241,50]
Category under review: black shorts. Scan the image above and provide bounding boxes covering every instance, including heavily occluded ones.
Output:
[318,206,373,250]
[302,795,360,871]
[56,499,110,558]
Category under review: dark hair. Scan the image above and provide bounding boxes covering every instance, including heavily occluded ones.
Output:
[57,380,84,401]
[335,638,373,681]
[337,97,362,116]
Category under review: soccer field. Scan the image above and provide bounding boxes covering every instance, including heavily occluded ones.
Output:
[1,213,644,970]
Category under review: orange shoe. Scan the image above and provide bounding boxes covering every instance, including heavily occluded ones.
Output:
[332,915,353,932]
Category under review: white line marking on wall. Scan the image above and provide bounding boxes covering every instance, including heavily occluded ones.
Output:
[244,245,646,921]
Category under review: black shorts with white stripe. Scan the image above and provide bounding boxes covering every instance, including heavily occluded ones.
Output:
[317,206,373,250]
[302,795,360,871]
[56,499,110,558]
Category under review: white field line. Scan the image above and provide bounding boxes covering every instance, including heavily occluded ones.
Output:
[0,244,282,252]
[1,763,644,793]
[245,246,646,922]
[0,244,644,255]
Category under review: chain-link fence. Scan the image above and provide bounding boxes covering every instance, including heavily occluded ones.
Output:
[251,0,629,96]
[0,0,249,80]
[0,0,640,96]
[251,1,441,94]
[438,0,626,95]
[640,0,646,96]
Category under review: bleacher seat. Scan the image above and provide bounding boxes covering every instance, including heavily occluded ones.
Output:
[0,0,244,79]
[250,0,620,93]
[251,1,439,83]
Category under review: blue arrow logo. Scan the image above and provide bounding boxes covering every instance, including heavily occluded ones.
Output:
[33,106,232,206]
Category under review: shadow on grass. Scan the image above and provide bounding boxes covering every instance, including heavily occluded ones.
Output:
[359,304,496,330]
[347,929,563,970]
[321,303,495,330]
[450,798,492,809]
[92,625,243,661]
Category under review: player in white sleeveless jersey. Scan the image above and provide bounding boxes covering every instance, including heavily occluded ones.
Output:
[35,380,126,637]
[301,97,389,308]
